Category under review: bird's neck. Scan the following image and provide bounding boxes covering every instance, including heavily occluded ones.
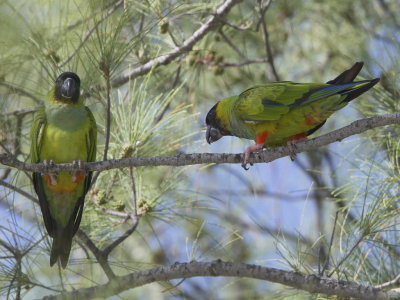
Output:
[46,89,83,105]
[216,96,237,134]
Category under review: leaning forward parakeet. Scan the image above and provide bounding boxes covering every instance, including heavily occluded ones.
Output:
[205,62,379,169]
[30,72,97,268]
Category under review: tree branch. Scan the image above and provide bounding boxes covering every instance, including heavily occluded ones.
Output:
[111,0,243,87]
[0,180,38,204]
[1,113,399,173]
[76,230,116,280]
[41,260,400,300]
[0,82,43,104]
[102,216,139,257]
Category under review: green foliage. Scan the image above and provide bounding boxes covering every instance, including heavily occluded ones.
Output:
[0,0,399,299]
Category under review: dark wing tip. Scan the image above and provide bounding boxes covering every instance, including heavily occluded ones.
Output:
[327,62,365,85]
[371,77,381,85]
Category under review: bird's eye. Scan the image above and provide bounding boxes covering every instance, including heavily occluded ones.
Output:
[210,128,220,139]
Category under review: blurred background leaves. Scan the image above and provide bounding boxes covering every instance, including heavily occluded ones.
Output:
[0,0,399,298]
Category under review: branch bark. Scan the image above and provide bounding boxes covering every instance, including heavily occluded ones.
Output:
[41,260,400,300]
[111,0,243,87]
[1,113,399,173]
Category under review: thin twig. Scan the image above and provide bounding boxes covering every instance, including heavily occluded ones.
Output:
[66,0,122,31]
[0,82,42,104]
[218,18,253,31]
[101,208,130,218]
[218,29,246,59]
[327,235,364,278]
[258,0,280,81]
[102,216,139,257]
[320,211,339,276]
[218,58,269,67]
[1,108,37,117]
[102,72,112,162]
[0,180,38,204]
[129,167,138,216]
[375,273,400,290]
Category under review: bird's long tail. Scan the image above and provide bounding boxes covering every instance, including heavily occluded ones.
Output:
[50,230,73,269]
[326,61,380,103]
[339,78,380,103]
[327,61,364,84]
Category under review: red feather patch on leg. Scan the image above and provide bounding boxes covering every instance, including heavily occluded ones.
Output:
[43,173,58,186]
[256,131,269,145]
[242,132,269,170]
[72,172,85,183]
[290,133,307,141]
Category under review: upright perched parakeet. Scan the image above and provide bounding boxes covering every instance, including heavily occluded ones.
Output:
[206,62,379,169]
[30,72,97,268]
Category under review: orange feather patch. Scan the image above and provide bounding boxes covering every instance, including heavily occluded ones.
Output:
[290,133,307,141]
[43,172,84,193]
[305,115,318,125]
[72,172,85,183]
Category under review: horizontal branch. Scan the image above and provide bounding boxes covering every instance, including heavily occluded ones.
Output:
[1,113,399,173]
[42,260,400,300]
[111,0,243,87]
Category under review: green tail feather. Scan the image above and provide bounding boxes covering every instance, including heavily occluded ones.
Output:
[50,231,73,269]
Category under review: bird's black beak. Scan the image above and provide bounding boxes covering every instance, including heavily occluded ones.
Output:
[206,125,223,144]
[61,78,78,99]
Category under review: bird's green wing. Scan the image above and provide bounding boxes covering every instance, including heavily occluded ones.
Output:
[30,108,56,236]
[233,82,358,121]
[85,106,97,165]
[71,106,97,236]
[30,107,46,164]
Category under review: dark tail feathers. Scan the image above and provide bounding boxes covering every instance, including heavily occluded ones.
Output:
[327,61,380,103]
[340,78,380,103]
[327,62,364,84]
[50,230,73,269]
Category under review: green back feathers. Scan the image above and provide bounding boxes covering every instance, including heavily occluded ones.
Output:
[217,81,378,124]
[205,62,380,149]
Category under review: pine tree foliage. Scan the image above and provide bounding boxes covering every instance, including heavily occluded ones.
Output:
[0,0,399,299]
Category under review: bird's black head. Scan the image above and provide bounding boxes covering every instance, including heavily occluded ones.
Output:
[205,102,230,144]
[54,72,81,103]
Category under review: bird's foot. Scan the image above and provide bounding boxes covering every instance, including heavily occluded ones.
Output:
[242,143,264,170]
[71,160,85,183]
[42,160,58,186]
[286,141,297,161]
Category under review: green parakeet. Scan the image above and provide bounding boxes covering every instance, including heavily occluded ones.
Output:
[205,62,379,169]
[30,72,97,268]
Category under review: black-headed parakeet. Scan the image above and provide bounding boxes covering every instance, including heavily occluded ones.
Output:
[205,62,379,169]
[30,72,97,268]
